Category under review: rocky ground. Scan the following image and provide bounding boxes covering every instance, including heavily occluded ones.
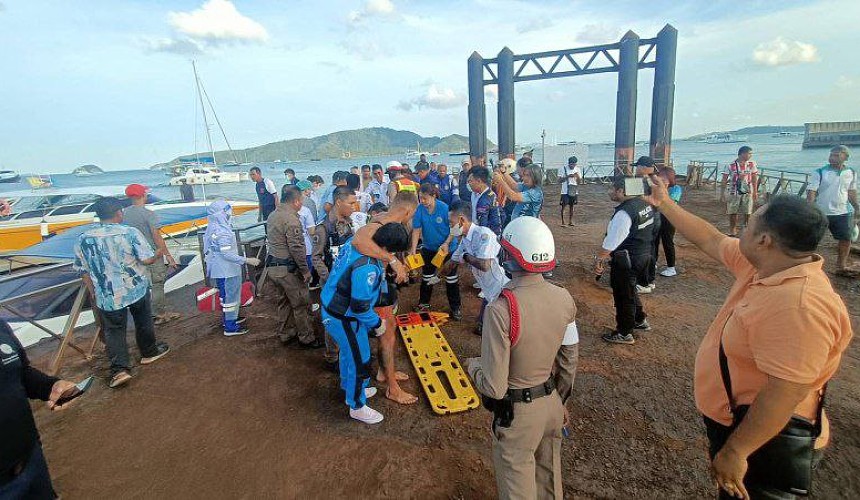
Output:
[30,183,860,499]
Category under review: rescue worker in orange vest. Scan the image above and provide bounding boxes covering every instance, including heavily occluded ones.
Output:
[386,160,418,203]
[466,216,579,500]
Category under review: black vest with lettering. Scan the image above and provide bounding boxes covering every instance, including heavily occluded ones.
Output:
[256,180,276,220]
[613,198,655,256]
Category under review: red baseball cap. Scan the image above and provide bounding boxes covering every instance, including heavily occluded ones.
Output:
[125,184,149,198]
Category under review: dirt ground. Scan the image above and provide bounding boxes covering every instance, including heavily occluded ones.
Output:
[30,183,860,499]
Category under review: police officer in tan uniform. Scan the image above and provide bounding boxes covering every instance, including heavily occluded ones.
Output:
[467,216,579,500]
[266,185,323,348]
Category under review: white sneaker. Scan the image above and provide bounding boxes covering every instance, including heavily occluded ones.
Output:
[349,405,384,424]
[636,284,653,294]
[365,387,377,398]
[660,267,677,277]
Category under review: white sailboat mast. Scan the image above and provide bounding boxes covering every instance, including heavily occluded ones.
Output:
[192,60,213,199]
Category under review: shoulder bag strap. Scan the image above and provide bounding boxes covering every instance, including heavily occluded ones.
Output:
[499,289,521,347]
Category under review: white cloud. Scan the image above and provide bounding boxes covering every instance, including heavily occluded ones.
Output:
[144,37,205,56]
[484,84,498,102]
[348,0,397,25]
[517,18,553,34]
[168,0,269,44]
[835,75,856,89]
[576,23,620,45]
[752,37,819,67]
[397,85,466,111]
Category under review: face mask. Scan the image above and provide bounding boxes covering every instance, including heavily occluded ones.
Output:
[449,223,463,237]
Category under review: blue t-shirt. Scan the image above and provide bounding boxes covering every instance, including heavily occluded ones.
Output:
[512,184,544,219]
[413,199,451,252]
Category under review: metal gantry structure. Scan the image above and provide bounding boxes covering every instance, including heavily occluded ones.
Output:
[468,24,678,171]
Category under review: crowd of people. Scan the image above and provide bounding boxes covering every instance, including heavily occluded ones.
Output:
[2,146,856,499]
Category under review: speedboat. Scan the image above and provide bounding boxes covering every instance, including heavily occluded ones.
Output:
[168,166,249,186]
[0,170,20,183]
[0,187,258,252]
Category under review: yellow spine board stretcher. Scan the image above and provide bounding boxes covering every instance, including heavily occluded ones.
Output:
[396,312,480,415]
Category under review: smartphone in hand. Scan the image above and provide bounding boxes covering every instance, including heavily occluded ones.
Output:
[55,376,95,406]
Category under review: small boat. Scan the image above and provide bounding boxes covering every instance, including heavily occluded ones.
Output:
[0,187,257,252]
[0,170,20,183]
[168,166,249,186]
[704,133,748,144]
[26,175,53,189]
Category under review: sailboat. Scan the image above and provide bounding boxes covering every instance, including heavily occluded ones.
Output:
[168,62,249,188]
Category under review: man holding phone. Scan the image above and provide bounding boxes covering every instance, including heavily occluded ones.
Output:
[594,176,656,344]
[0,319,79,498]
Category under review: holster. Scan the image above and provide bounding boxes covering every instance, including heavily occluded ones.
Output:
[482,395,515,429]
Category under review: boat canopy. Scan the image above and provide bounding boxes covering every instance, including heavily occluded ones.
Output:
[6,205,210,260]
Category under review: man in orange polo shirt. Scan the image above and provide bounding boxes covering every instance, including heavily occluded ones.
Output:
[646,177,853,499]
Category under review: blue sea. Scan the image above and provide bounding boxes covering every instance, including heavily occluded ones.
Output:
[0,134,835,205]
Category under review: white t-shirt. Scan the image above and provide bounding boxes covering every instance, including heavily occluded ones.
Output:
[451,224,509,302]
[601,211,633,251]
[560,165,582,195]
[809,166,856,216]
[355,190,373,214]
[264,178,278,195]
[297,206,315,255]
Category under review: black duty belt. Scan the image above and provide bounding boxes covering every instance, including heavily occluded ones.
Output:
[507,378,555,403]
[266,255,297,269]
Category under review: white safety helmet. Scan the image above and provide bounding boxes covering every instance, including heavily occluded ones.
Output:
[500,216,556,273]
[499,157,517,174]
[386,160,403,171]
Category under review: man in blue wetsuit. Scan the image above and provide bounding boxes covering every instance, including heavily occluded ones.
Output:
[321,222,410,424]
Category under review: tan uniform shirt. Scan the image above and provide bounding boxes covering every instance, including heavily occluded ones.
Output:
[468,274,577,399]
[266,204,310,276]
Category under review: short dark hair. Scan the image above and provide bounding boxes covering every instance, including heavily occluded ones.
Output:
[332,171,348,183]
[346,173,361,190]
[568,156,578,165]
[611,176,627,191]
[371,164,383,172]
[469,166,490,184]
[93,197,124,220]
[308,175,323,184]
[755,195,828,253]
[361,164,371,171]
[284,168,295,176]
[419,182,438,197]
[415,163,429,172]
[368,202,388,216]
[516,157,532,169]
[250,166,262,175]
[332,186,354,205]
[371,222,409,253]
[280,185,301,204]
[449,200,472,221]
[738,146,752,156]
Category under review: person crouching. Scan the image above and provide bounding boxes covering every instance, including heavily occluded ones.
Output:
[320,222,411,424]
[202,200,260,336]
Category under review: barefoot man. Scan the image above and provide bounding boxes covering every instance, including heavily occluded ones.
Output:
[352,191,419,405]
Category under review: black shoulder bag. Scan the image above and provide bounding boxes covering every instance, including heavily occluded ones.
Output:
[718,338,824,496]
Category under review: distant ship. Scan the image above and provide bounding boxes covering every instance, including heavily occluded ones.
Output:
[704,133,748,144]
[0,170,20,183]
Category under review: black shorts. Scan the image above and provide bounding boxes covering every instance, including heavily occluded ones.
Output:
[827,214,853,241]
[560,193,578,206]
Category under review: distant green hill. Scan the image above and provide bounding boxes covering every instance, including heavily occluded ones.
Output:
[152,127,492,169]
[683,125,804,141]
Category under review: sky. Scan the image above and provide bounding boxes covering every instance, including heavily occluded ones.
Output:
[1,0,858,171]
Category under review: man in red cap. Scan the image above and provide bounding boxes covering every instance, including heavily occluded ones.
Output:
[123,184,179,324]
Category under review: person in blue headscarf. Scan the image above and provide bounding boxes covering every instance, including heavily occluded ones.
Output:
[203,200,260,336]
